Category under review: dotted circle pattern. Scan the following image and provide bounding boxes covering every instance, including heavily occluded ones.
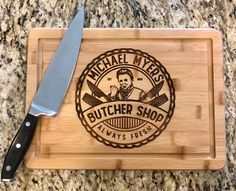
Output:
[75,48,175,148]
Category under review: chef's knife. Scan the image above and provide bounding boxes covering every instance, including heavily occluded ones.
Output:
[1,7,84,182]
[147,93,168,107]
[83,93,103,107]
[87,80,111,101]
[139,80,164,101]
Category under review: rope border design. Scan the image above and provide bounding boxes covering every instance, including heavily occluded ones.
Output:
[75,48,175,148]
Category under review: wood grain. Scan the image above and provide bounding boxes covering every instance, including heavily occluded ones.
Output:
[25,28,225,169]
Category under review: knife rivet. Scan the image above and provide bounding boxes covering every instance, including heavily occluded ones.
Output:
[6,166,11,171]
[16,143,21,148]
[26,122,31,127]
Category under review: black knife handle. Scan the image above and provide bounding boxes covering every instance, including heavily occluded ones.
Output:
[1,113,38,182]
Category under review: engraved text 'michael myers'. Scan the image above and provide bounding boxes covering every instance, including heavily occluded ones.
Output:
[76,48,175,148]
[88,53,128,81]
[133,55,165,83]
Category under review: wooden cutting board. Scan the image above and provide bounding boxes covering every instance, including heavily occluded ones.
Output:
[25,28,225,169]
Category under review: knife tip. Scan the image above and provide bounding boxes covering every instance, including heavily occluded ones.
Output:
[78,5,85,14]
[74,6,84,23]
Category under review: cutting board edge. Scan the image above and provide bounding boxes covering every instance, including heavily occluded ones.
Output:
[24,152,225,170]
[24,28,225,170]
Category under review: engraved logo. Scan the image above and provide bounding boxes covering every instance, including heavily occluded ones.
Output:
[76,49,175,148]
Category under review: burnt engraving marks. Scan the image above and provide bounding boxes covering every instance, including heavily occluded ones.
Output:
[76,49,175,148]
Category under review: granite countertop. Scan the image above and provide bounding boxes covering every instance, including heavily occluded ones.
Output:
[0,0,236,190]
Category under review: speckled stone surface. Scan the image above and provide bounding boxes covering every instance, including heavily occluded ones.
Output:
[0,0,235,190]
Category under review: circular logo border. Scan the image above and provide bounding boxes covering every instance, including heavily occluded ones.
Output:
[75,48,175,148]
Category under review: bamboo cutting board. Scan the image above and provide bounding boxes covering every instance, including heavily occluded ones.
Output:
[25,28,225,169]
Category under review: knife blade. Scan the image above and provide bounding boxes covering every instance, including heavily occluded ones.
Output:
[82,93,103,107]
[147,93,168,107]
[87,80,111,101]
[1,6,84,182]
[139,80,164,102]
